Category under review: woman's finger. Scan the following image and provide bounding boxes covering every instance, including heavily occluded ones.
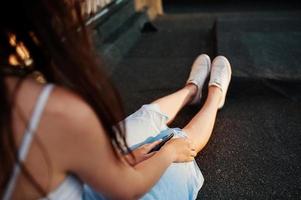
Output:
[191,150,197,158]
[186,139,192,148]
[144,151,156,160]
[144,139,162,152]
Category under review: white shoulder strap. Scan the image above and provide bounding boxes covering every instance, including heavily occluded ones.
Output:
[3,84,54,200]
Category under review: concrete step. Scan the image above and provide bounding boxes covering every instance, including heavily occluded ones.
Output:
[98,12,148,74]
[89,0,136,43]
[88,0,149,74]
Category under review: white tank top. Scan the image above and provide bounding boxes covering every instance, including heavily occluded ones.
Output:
[2,84,83,200]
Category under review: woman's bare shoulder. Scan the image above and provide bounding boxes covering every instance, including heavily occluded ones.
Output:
[48,83,93,122]
[5,76,100,134]
[45,84,102,139]
[5,76,109,182]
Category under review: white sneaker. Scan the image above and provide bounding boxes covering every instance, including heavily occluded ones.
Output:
[186,54,211,104]
[208,56,232,109]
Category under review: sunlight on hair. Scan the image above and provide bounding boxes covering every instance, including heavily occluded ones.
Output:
[8,54,19,66]
[16,42,30,61]
[8,33,17,47]
[6,33,46,83]
[29,31,40,45]
[31,71,46,84]
[8,33,33,67]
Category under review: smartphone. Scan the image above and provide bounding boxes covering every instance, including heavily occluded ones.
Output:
[149,132,174,153]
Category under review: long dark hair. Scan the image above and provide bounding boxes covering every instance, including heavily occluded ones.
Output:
[0,0,130,197]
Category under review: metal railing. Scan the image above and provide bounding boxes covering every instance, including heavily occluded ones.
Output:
[81,0,114,16]
[82,0,128,25]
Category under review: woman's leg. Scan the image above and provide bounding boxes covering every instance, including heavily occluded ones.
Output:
[182,55,232,152]
[152,54,211,125]
[182,86,222,153]
[151,83,197,124]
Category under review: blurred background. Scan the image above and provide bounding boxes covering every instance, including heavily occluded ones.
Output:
[84,0,301,199]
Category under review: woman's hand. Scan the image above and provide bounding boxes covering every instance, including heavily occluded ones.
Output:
[162,137,197,163]
[124,140,163,166]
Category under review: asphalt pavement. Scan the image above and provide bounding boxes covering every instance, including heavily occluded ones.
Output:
[110,6,301,199]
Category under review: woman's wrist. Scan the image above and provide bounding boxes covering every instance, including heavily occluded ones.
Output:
[160,144,176,163]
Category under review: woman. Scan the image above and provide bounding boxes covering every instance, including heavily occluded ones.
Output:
[0,1,231,199]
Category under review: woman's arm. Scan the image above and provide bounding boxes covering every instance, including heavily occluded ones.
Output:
[123,140,163,166]
[49,89,195,199]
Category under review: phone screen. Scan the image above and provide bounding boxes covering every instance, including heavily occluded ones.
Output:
[149,132,174,153]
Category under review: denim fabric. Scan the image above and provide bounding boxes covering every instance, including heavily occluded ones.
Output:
[83,104,204,200]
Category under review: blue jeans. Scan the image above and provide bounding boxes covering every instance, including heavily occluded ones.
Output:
[83,104,204,200]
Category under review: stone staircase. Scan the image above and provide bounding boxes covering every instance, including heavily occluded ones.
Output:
[88,0,149,74]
